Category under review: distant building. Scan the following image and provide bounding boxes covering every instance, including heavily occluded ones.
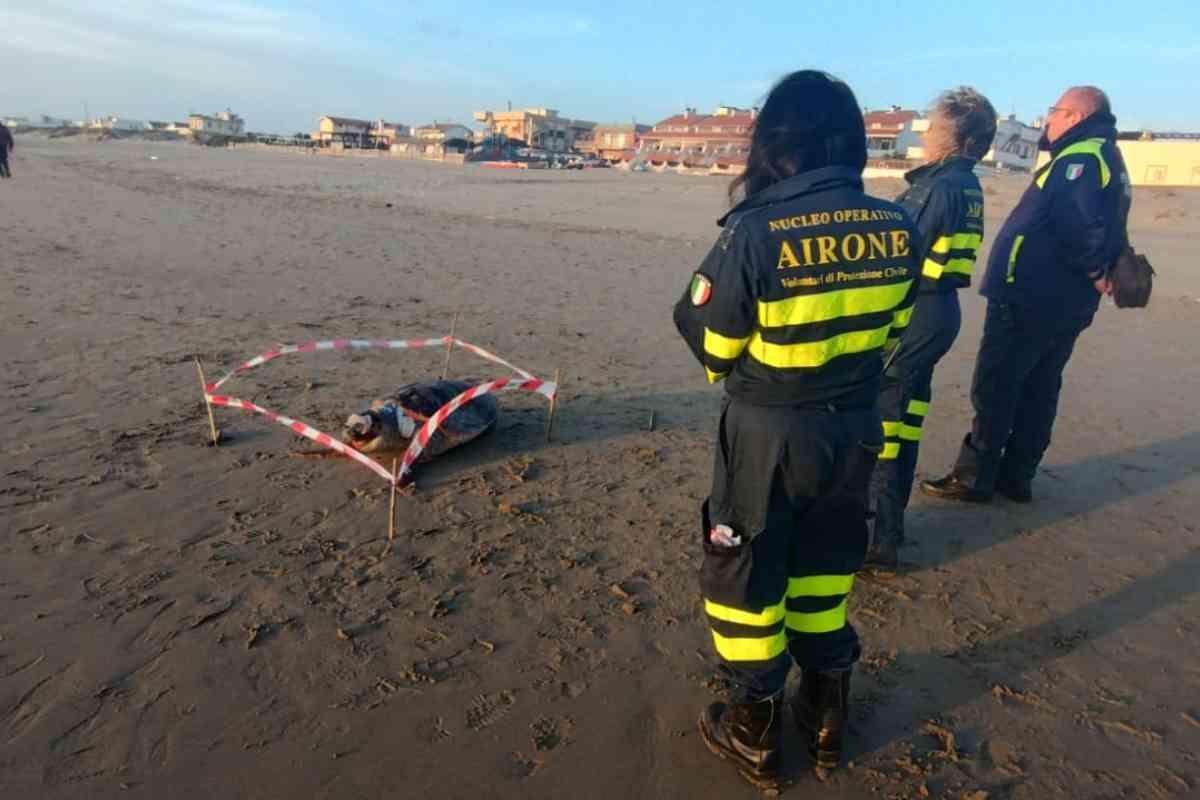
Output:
[639,105,756,166]
[314,115,373,146]
[582,123,652,162]
[414,122,474,144]
[372,120,411,145]
[897,114,1040,171]
[91,116,149,131]
[864,106,920,156]
[189,109,245,136]
[474,108,594,153]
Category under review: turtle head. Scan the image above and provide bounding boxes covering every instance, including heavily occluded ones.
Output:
[343,404,417,453]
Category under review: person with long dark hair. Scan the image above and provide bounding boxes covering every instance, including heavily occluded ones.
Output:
[864,87,997,573]
[674,70,921,788]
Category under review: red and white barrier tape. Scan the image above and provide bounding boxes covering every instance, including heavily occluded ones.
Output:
[203,337,556,486]
[398,377,555,483]
[205,394,396,482]
[208,338,533,393]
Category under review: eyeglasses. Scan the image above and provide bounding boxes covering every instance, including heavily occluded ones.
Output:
[1047,106,1080,117]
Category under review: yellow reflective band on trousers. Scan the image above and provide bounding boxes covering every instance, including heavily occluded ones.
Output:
[880,441,900,460]
[907,399,929,416]
[704,598,786,627]
[1036,138,1111,189]
[786,598,849,634]
[1006,235,1024,284]
[922,258,945,279]
[899,424,922,442]
[892,303,915,328]
[710,629,787,662]
[756,281,911,328]
[747,324,891,369]
[789,575,855,596]
[705,367,727,384]
[882,421,901,437]
[704,328,750,361]
[943,256,976,277]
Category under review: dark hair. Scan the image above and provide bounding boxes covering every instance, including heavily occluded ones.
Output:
[729,70,866,202]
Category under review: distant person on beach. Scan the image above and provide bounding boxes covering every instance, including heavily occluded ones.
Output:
[673,70,920,789]
[0,122,13,178]
[863,87,997,574]
[922,86,1131,504]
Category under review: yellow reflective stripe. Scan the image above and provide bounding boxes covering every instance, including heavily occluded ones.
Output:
[704,599,785,628]
[943,256,976,276]
[1036,138,1110,189]
[705,367,727,384]
[922,258,945,279]
[893,303,914,327]
[747,324,890,369]
[929,233,981,255]
[710,629,787,661]
[907,399,929,416]
[788,574,854,597]
[882,421,901,437]
[785,599,848,634]
[1006,234,1024,284]
[756,281,911,328]
[899,424,922,442]
[704,328,750,360]
[880,442,900,460]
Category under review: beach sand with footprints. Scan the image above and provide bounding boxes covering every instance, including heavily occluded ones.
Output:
[2,134,1199,799]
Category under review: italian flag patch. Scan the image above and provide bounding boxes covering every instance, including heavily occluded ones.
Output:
[690,273,712,306]
[1066,163,1085,181]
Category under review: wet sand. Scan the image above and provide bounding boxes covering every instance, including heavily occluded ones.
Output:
[2,135,1199,799]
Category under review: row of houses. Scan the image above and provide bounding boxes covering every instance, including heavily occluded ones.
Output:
[2,110,246,136]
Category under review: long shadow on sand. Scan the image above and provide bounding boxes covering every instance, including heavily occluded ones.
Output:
[850,547,1200,790]
[905,430,1200,572]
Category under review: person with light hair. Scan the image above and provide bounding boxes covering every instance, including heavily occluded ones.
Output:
[864,87,996,573]
[922,86,1131,504]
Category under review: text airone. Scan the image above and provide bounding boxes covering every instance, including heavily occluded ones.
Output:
[776,229,910,270]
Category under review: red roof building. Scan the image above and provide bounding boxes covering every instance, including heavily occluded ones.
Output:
[639,105,756,165]
[864,107,920,155]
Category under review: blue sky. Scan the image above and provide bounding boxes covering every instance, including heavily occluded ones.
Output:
[3,0,1197,134]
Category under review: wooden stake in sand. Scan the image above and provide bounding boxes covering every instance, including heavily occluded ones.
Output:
[194,356,220,446]
[383,458,399,557]
[545,367,562,442]
[440,311,459,380]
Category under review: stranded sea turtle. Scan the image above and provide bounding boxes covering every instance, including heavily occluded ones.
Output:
[342,379,498,462]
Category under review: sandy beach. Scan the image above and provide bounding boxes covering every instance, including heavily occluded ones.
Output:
[2,135,1199,799]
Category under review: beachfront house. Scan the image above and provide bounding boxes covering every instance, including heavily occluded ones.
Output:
[188,110,245,136]
[315,115,373,147]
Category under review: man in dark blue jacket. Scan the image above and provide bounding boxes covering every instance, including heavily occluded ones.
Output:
[922,86,1131,503]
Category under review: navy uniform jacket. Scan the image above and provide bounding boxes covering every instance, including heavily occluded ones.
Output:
[979,112,1131,317]
[896,156,985,292]
[674,166,920,409]
[0,124,13,154]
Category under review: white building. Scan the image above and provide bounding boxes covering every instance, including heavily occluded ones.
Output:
[985,116,1041,171]
[90,116,149,131]
[188,109,245,136]
[895,115,1041,172]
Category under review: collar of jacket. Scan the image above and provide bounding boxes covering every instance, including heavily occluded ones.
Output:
[1041,111,1118,155]
[903,155,976,186]
[716,166,864,227]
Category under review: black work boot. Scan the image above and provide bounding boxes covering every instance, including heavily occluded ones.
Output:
[862,537,899,577]
[792,669,851,778]
[698,694,782,791]
[920,472,992,503]
[995,478,1033,503]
